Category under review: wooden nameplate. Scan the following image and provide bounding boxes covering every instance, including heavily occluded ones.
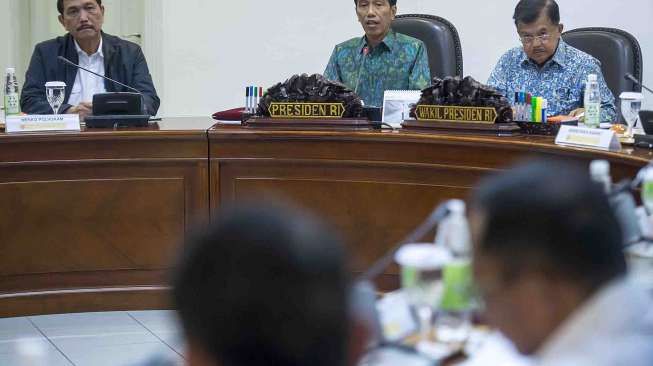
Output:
[244,117,378,131]
[402,119,521,136]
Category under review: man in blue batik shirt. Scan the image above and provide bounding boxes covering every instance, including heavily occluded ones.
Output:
[488,0,617,122]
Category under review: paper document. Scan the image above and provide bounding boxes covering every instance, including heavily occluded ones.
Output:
[382,90,421,127]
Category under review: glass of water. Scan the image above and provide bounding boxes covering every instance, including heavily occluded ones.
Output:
[620,92,644,139]
[45,81,66,115]
[395,244,451,345]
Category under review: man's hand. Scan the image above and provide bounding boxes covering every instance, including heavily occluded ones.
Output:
[569,108,585,118]
[68,102,93,121]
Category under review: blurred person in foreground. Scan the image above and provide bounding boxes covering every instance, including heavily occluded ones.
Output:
[470,160,653,366]
[167,204,368,366]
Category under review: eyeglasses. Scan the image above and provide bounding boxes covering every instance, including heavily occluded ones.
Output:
[519,33,552,45]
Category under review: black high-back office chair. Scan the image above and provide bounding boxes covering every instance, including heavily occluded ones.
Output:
[562,27,643,98]
[392,14,463,79]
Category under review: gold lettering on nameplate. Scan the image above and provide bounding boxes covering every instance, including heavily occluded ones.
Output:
[269,102,345,119]
[415,105,498,124]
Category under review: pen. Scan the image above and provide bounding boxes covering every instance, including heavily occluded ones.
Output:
[245,86,250,113]
[254,87,258,113]
[249,86,254,113]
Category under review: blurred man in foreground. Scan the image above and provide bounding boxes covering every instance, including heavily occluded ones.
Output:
[171,204,366,366]
[471,160,653,365]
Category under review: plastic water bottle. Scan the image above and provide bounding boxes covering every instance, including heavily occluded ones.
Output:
[584,74,601,128]
[590,160,612,194]
[434,200,473,344]
[641,167,653,215]
[4,67,21,116]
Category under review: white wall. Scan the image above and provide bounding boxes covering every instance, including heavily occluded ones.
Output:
[156,0,653,117]
[1,0,652,116]
[0,0,30,82]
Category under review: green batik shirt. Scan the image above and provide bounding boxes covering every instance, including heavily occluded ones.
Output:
[324,30,431,107]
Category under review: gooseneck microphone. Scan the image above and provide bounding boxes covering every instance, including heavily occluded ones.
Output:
[625,73,653,94]
[58,56,150,127]
[352,201,454,347]
[57,56,141,94]
[358,200,453,282]
[354,46,370,97]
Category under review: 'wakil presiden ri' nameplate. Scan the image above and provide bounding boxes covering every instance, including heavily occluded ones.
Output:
[414,105,498,124]
[404,76,519,136]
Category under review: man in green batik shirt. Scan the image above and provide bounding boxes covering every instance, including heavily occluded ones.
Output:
[324,0,431,107]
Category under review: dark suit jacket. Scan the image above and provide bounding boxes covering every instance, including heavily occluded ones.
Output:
[20,32,160,116]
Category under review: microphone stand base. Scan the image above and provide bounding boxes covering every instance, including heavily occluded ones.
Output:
[85,115,152,128]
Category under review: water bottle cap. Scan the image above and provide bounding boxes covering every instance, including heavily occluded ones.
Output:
[395,243,452,269]
[619,92,644,101]
[590,160,610,177]
[588,74,598,82]
[447,199,466,215]
[6,67,15,74]
[45,81,67,88]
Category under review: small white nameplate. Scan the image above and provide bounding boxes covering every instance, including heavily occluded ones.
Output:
[6,114,81,134]
[555,125,621,152]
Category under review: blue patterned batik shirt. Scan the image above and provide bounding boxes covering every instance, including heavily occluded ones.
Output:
[487,40,617,122]
[324,30,431,107]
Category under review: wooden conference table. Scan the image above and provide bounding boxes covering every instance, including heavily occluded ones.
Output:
[1,117,651,317]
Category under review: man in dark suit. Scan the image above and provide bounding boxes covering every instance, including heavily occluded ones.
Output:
[20,0,160,118]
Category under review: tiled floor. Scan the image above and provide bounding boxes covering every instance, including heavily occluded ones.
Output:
[0,310,184,366]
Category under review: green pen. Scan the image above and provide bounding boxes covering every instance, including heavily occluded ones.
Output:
[531,95,537,123]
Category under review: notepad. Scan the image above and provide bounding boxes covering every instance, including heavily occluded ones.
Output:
[382,90,422,127]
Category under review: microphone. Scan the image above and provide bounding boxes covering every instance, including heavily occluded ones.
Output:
[358,200,453,282]
[624,73,653,94]
[58,56,152,127]
[352,200,454,347]
[57,56,141,94]
[354,46,370,97]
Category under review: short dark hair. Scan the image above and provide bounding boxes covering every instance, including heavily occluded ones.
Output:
[472,159,626,291]
[354,0,397,6]
[57,0,102,15]
[173,204,350,366]
[513,0,560,26]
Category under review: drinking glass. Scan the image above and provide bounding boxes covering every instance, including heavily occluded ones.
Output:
[620,92,644,139]
[395,244,451,345]
[45,81,66,115]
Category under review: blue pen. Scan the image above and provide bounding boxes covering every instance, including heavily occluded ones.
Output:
[249,86,254,113]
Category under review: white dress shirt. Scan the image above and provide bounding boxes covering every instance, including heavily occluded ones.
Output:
[68,37,107,106]
[536,277,653,366]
